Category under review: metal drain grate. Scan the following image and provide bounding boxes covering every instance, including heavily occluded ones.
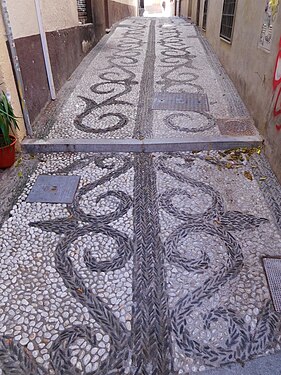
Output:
[217,118,256,136]
[263,257,281,312]
[27,175,80,204]
[152,92,210,112]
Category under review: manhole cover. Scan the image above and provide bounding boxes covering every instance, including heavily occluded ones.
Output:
[152,92,209,112]
[217,118,256,136]
[27,175,80,204]
[263,257,281,312]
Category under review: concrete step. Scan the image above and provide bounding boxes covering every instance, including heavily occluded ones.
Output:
[22,135,263,154]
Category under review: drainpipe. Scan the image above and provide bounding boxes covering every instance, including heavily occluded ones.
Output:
[0,0,33,136]
[176,0,181,16]
[34,0,56,100]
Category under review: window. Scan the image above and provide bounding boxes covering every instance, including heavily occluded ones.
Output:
[202,0,209,30]
[220,0,237,42]
[77,0,92,24]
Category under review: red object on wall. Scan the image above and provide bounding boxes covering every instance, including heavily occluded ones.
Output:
[274,87,281,117]
[273,38,281,90]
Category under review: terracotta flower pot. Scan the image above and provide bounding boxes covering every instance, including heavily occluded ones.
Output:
[0,135,17,169]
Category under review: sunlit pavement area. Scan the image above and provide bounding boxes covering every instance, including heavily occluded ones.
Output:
[1,16,281,375]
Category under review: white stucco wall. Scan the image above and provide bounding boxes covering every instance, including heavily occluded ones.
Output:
[6,0,79,39]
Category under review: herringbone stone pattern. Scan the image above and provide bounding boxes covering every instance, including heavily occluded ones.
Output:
[45,17,257,141]
[0,13,278,375]
[0,151,281,374]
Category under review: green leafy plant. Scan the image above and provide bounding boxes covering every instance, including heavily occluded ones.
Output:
[0,91,19,147]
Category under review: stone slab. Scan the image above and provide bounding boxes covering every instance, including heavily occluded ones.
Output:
[143,135,262,152]
[22,138,143,153]
[22,136,262,154]
[26,175,80,203]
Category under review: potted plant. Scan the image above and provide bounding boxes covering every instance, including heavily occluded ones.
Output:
[0,91,19,168]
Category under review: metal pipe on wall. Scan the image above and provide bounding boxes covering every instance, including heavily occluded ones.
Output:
[0,0,33,136]
[176,0,181,16]
[34,0,56,100]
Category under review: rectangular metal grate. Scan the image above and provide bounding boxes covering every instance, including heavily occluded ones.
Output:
[152,92,210,112]
[217,118,257,136]
[263,257,281,312]
[27,175,80,204]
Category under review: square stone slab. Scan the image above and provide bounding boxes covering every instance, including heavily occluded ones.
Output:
[263,257,281,313]
[152,92,209,112]
[27,175,80,204]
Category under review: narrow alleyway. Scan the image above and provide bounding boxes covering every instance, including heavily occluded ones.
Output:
[26,17,259,145]
[1,17,281,375]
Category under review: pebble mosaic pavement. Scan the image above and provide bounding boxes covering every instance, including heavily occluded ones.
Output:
[1,151,281,374]
[1,16,281,375]
[47,17,256,140]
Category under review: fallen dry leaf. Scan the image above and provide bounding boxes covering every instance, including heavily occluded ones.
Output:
[244,171,253,181]
[226,162,233,169]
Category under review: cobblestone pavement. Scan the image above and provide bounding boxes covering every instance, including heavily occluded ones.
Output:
[1,150,281,374]
[45,17,257,140]
[2,16,281,375]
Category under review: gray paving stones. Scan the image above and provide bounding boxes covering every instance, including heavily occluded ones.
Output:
[31,17,259,148]
[156,151,281,372]
[2,15,281,375]
[47,18,148,141]
[0,151,281,374]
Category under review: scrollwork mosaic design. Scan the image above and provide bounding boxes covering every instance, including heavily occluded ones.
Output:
[157,22,216,134]
[74,21,146,135]
[0,154,280,374]
[157,24,202,94]
[12,154,133,375]
[156,153,280,368]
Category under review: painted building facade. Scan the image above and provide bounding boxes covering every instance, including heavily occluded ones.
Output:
[0,0,138,142]
[0,14,25,141]
[178,0,281,181]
